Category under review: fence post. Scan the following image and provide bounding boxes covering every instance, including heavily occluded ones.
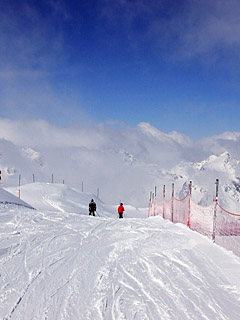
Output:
[153,190,156,216]
[171,183,174,222]
[148,191,153,217]
[187,181,192,227]
[150,192,153,215]
[148,192,151,217]
[163,185,165,219]
[212,179,219,242]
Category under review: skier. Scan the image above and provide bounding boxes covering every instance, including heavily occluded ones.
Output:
[89,199,96,216]
[118,202,125,219]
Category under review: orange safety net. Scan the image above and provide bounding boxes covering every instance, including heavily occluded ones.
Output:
[163,199,172,221]
[189,200,214,238]
[173,195,189,225]
[148,191,240,257]
[215,203,240,256]
[151,199,164,217]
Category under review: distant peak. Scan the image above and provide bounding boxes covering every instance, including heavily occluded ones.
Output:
[137,122,192,145]
[137,122,161,135]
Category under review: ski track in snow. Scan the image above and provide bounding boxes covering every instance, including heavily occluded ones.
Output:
[0,204,240,319]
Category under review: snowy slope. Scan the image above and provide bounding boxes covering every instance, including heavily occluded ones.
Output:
[0,187,34,209]
[5,183,147,219]
[1,184,240,320]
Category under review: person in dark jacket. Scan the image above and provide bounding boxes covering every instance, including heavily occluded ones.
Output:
[118,203,125,219]
[89,199,96,216]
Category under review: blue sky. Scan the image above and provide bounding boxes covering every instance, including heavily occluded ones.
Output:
[0,0,240,138]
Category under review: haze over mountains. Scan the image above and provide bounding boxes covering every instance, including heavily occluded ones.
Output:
[0,118,240,211]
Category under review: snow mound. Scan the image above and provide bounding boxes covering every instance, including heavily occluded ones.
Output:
[0,187,34,209]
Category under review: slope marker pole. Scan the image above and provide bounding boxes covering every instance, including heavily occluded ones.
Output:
[212,179,219,242]
[163,185,165,219]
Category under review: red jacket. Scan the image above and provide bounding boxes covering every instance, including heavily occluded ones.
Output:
[118,205,125,213]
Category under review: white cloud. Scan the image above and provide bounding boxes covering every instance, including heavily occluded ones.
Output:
[0,1,67,71]
[0,118,240,207]
[0,118,105,148]
[171,0,240,58]
[0,1,86,124]
[98,0,240,62]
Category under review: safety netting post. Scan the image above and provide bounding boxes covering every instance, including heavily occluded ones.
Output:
[153,189,156,216]
[187,181,192,228]
[148,191,152,217]
[212,179,219,242]
[171,183,174,222]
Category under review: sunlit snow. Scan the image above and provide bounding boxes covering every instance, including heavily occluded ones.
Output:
[1,183,240,319]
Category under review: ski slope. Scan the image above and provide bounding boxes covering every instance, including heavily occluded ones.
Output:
[1,183,240,319]
[0,187,34,209]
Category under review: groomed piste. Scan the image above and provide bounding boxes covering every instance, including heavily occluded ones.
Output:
[0,183,240,320]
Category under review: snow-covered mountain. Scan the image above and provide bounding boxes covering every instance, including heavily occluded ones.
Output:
[165,152,240,212]
[0,118,240,211]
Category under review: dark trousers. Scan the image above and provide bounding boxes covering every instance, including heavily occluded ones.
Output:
[119,212,123,218]
[89,211,95,216]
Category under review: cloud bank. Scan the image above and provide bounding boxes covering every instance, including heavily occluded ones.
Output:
[1,118,240,207]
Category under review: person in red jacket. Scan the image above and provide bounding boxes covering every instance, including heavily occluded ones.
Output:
[118,203,125,219]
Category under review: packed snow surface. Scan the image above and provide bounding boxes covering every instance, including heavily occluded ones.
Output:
[1,183,240,320]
